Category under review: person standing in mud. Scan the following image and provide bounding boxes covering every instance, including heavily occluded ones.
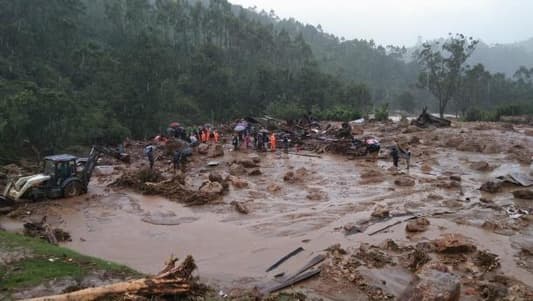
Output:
[232,134,239,151]
[144,144,156,169]
[390,145,399,168]
[282,135,289,153]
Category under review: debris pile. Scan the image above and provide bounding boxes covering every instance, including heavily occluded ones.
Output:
[110,169,224,206]
[23,217,71,245]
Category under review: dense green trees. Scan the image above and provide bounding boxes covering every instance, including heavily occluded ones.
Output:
[0,0,532,163]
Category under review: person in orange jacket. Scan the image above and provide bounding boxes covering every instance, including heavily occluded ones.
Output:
[214,130,220,144]
[270,133,277,152]
[201,130,207,143]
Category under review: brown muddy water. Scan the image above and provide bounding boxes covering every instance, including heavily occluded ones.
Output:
[2,123,533,295]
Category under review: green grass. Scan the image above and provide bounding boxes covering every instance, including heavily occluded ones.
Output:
[0,231,140,293]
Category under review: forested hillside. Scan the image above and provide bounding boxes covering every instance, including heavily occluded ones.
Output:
[1,0,532,163]
[0,0,374,162]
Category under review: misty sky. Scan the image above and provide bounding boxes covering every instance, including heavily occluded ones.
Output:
[228,0,533,47]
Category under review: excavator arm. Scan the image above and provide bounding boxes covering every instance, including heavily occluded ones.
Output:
[81,146,130,187]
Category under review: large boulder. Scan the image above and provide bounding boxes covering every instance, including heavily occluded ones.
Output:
[229,163,246,176]
[433,233,476,254]
[238,159,259,168]
[398,268,461,301]
[198,143,209,155]
[199,181,224,194]
[406,217,430,233]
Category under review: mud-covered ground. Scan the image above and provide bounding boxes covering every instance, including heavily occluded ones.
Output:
[2,121,533,300]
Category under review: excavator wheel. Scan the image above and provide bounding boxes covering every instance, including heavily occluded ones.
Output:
[63,181,83,198]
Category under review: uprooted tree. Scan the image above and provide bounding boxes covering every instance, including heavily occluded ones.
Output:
[417,33,479,118]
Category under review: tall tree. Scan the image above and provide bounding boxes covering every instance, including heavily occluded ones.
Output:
[417,33,479,118]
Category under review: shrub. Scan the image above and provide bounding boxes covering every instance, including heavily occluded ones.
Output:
[374,103,390,121]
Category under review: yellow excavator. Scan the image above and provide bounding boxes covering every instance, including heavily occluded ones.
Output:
[0,146,129,204]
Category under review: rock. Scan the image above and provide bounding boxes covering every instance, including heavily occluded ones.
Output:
[343,223,363,235]
[266,183,281,193]
[231,201,249,214]
[360,169,384,178]
[395,177,415,187]
[470,161,491,171]
[210,144,224,157]
[474,250,500,272]
[371,206,390,219]
[449,175,461,182]
[482,143,502,154]
[480,181,503,193]
[229,163,246,176]
[208,172,224,183]
[248,169,262,176]
[406,217,430,233]
[199,181,224,194]
[437,180,461,189]
[238,159,259,168]
[408,248,431,271]
[442,199,463,208]
[398,269,460,301]
[198,143,209,155]
[433,234,476,254]
[409,136,421,145]
[306,189,328,201]
[283,171,296,183]
[445,137,464,148]
[249,154,261,163]
[513,189,533,200]
[231,178,249,189]
[421,164,432,173]
[457,141,484,153]
[525,129,533,137]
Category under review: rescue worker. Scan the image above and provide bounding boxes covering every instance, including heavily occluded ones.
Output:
[144,144,156,169]
[232,134,239,151]
[173,146,192,171]
[270,133,277,152]
[214,130,220,144]
[390,146,399,168]
[282,135,289,153]
[201,130,207,143]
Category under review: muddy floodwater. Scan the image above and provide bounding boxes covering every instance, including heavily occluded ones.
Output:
[2,121,533,299]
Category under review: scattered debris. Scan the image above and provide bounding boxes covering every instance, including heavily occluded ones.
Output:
[398,268,460,301]
[265,247,305,273]
[23,216,71,245]
[231,201,250,214]
[513,189,533,200]
[480,181,503,193]
[395,177,415,187]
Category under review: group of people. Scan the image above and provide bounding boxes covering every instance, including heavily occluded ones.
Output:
[144,121,410,173]
[232,130,290,153]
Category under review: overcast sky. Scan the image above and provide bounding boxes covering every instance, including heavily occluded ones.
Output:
[228,0,533,47]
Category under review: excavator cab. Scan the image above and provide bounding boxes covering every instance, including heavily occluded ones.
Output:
[41,155,82,198]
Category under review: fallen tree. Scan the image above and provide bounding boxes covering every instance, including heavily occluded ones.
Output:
[27,256,198,301]
[411,107,451,128]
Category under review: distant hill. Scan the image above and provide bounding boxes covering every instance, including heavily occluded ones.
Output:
[469,39,533,76]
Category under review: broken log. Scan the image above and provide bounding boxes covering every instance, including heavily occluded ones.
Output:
[261,269,321,295]
[266,247,304,272]
[27,256,197,301]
